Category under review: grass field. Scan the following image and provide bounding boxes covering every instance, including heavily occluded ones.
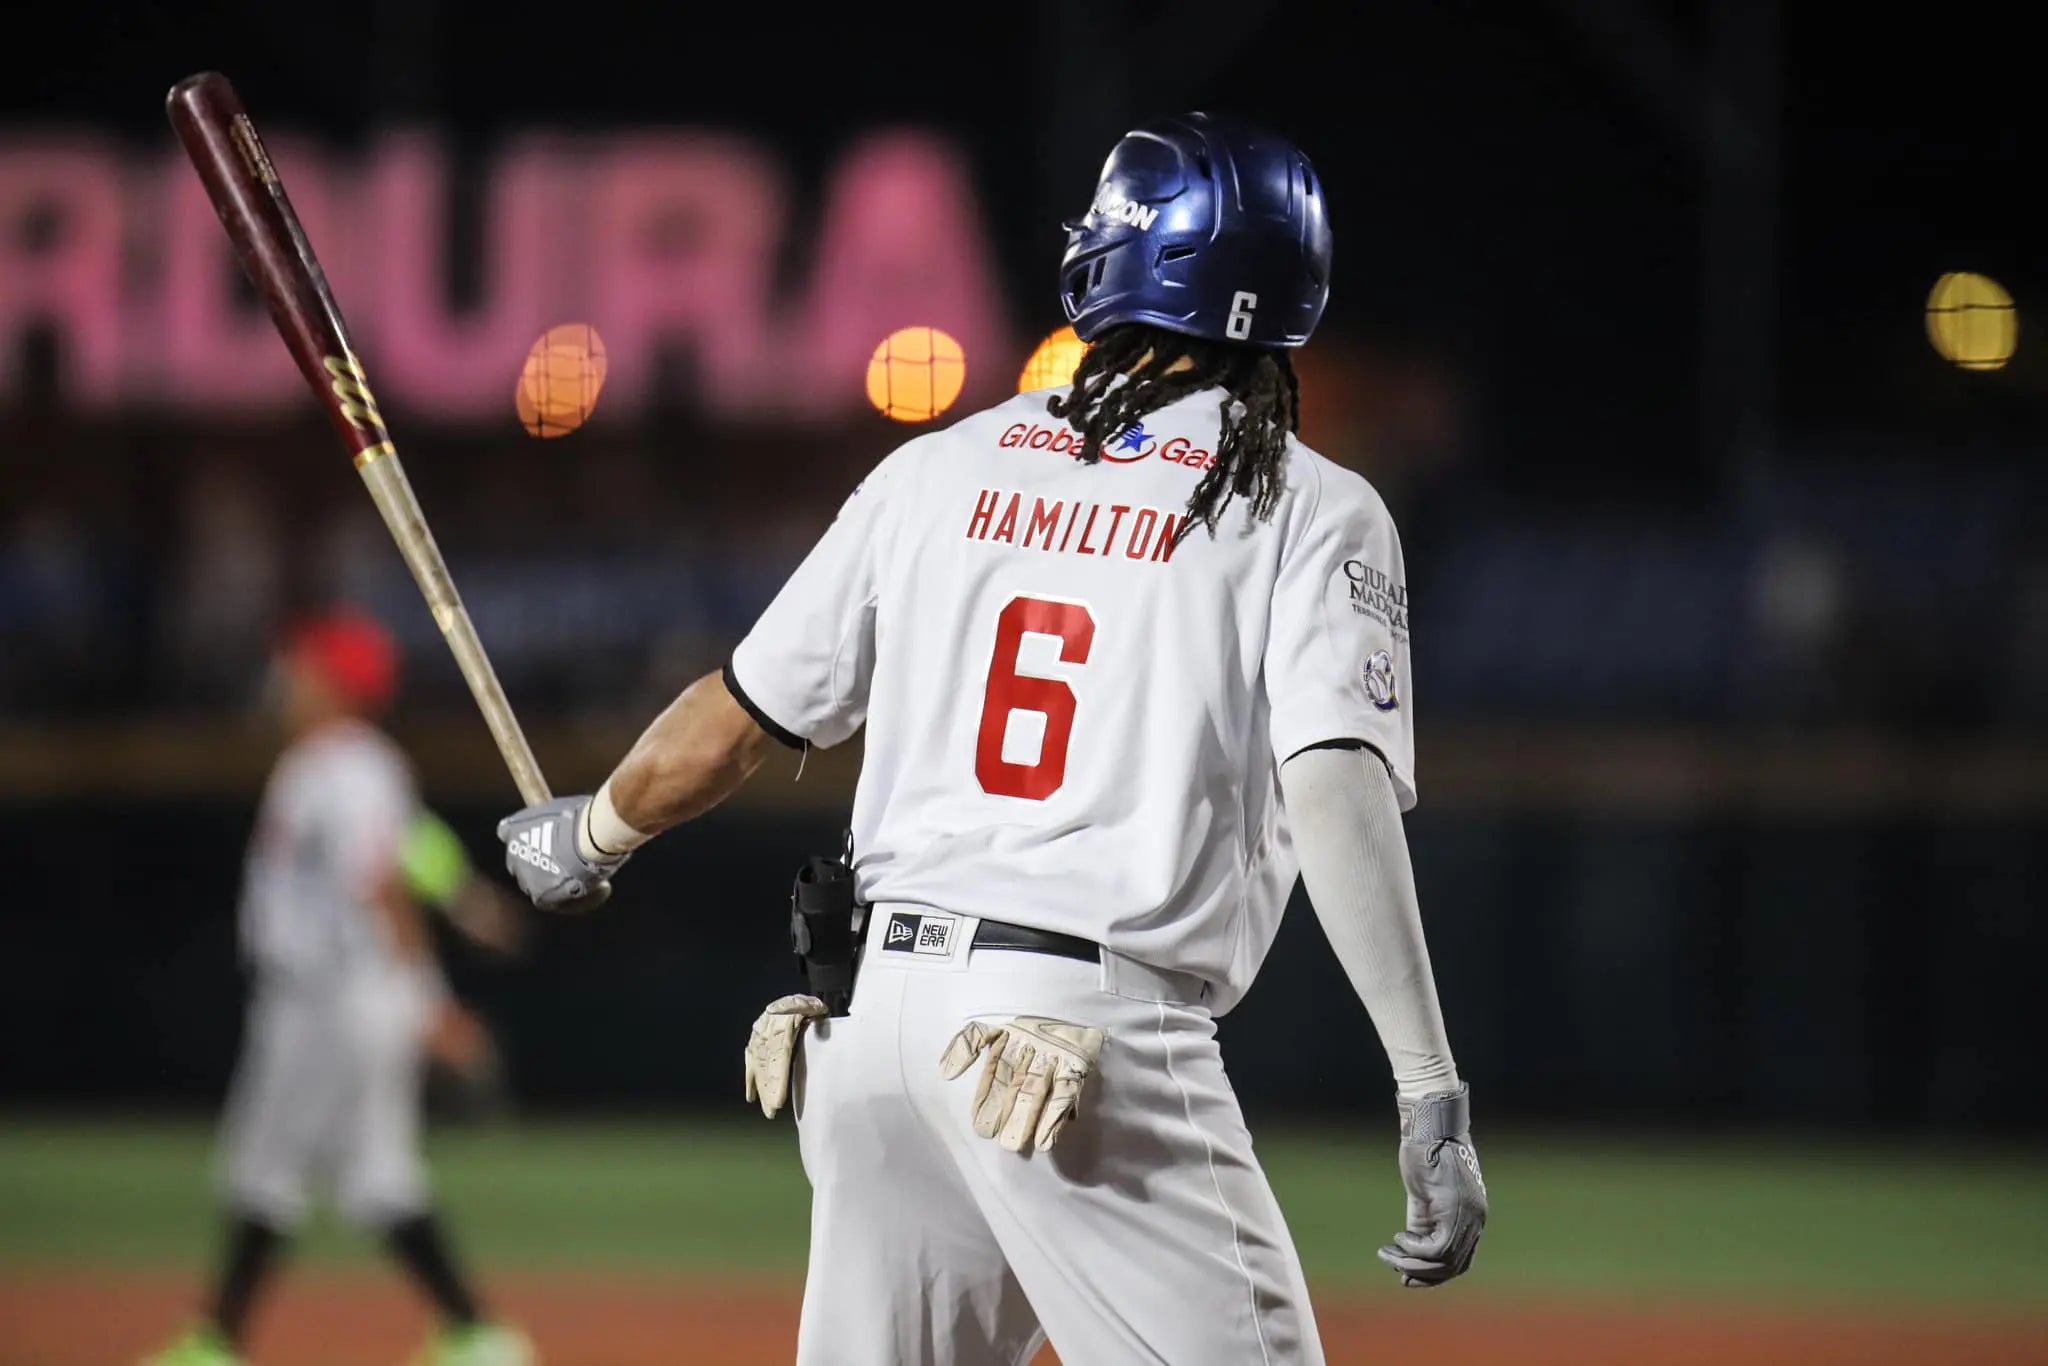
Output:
[3,1116,2046,1363]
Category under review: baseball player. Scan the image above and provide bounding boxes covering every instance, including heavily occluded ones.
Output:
[147,608,532,1366]
[498,112,1486,1364]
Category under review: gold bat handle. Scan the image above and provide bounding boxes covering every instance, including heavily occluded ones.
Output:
[356,446,552,807]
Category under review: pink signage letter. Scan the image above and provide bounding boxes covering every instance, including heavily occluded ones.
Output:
[369,133,564,418]
[0,141,124,403]
[158,136,347,409]
[796,132,1010,412]
[589,135,784,412]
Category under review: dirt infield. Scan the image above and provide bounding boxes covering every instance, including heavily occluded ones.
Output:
[3,1271,2045,1366]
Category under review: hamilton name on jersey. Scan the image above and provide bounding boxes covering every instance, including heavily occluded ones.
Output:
[966,487,1184,565]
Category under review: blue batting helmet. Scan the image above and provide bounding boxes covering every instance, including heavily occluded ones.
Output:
[1059,112,1331,349]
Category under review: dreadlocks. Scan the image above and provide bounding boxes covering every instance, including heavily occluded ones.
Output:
[1045,323,1300,543]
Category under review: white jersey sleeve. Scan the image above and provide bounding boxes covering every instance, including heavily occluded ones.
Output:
[727,444,916,748]
[1264,459,1418,809]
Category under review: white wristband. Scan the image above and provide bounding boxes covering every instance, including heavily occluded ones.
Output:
[579,778,651,862]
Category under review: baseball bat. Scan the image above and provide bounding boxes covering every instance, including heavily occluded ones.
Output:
[166,71,551,807]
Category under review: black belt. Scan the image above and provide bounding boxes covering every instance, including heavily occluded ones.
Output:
[972,917,1100,964]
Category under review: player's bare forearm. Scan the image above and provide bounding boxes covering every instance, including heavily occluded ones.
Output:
[371,871,436,964]
[497,672,772,910]
[606,671,776,836]
[445,877,527,957]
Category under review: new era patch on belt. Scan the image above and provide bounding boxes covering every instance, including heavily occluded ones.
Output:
[883,911,960,957]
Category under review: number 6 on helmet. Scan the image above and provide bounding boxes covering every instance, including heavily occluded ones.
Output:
[1060,113,1330,349]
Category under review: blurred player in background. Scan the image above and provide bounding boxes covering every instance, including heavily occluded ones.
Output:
[498,112,1486,1363]
[147,607,532,1366]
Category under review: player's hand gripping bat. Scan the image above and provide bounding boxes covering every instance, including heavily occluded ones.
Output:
[166,72,550,806]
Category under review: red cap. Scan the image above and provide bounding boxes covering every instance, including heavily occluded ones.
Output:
[284,608,400,714]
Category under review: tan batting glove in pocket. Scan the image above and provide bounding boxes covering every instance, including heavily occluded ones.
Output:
[940,1016,1107,1152]
[743,995,829,1119]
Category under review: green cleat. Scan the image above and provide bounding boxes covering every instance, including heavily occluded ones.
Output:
[140,1326,242,1366]
[409,1322,535,1366]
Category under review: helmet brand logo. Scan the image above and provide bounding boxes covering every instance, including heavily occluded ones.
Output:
[1061,117,1329,347]
[1092,186,1159,231]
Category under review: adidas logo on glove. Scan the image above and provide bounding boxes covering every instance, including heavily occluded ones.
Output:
[508,823,563,877]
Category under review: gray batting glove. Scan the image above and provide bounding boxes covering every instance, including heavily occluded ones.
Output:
[1377,1083,1487,1288]
[496,796,625,912]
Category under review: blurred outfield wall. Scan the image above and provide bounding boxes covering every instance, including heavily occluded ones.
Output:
[6,731,2043,1133]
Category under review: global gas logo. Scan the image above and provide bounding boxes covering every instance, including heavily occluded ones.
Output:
[997,422,1215,470]
[1099,421,1154,463]
[1153,436,1215,470]
[999,422,1091,457]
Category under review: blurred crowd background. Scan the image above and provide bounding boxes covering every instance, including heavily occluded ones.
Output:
[1,8,2042,740]
[2,3,2046,1361]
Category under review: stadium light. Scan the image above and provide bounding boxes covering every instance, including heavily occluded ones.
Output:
[1018,326,1088,394]
[1926,272,2017,371]
[866,326,967,422]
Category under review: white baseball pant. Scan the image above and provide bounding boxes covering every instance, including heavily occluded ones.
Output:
[793,906,1324,1366]
[217,967,433,1229]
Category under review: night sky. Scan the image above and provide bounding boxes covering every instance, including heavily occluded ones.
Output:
[12,1,2041,487]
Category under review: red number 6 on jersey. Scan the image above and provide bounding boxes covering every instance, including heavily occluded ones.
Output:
[975,596,1096,801]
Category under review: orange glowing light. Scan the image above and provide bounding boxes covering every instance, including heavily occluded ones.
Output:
[1018,325,1087,394]
[516,323,608,437]
[866,326,966,423]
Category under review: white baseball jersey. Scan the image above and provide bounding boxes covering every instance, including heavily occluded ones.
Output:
[730,386,1414,1013]
[239,718,418,986]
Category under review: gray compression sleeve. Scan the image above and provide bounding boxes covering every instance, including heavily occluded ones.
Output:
[1281,744,1460,1098]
